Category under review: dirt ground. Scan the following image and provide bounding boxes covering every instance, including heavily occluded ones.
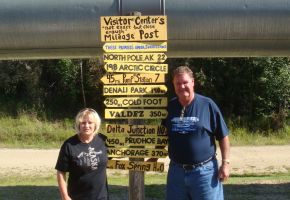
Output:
[0,145,290,176]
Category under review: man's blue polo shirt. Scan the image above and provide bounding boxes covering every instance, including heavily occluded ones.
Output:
[164,93,229,164]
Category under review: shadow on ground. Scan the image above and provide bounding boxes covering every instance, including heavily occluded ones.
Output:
[224,182,290,200]
[0,183,289,200]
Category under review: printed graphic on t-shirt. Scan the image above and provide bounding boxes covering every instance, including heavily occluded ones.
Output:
[77,147,103,170]
[171,117,199,134]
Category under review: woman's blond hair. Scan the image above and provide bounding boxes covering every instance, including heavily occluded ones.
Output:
[74,108,101,134]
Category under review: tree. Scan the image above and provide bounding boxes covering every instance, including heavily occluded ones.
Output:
[0,60,42,115]
[186,57,290,130]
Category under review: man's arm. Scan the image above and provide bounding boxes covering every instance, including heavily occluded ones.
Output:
[218,135,230,182]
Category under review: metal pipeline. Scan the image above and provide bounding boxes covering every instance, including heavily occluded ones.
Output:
[0,0,290,59]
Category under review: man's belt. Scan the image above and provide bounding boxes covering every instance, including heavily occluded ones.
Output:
[172,155,215,171]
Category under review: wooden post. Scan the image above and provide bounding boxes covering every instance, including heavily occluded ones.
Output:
[127,11,145,200]
[129,157,145,200]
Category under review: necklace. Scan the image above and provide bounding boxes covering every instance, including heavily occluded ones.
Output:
[180,106,186,121]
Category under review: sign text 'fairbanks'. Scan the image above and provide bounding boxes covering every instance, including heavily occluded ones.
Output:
[103,42,167,52]
[101,73,165,85]
[108,148,168,158]
[105,124,166,136]
[103,53,167,63]
[101,16,167,42]
[104,62,168,74]
[105,109,168,119]
[107,160,164,172]
[103,85,167,96]
[104,97,167,107]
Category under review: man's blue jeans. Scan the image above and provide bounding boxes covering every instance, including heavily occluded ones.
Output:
[166,158,224,200]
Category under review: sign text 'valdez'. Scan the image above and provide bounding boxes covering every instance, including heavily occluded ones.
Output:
[105,109,168,119]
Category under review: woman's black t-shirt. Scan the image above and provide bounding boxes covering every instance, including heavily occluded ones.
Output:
[55,134,108,200]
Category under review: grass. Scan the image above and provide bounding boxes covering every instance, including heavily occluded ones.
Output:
[230,126,290,146]
[0,171,289,200]
[0,114,73,148]
[0,114,289,199]
[0,114,290,148]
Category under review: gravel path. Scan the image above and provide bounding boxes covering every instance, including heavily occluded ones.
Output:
[0,145,290,176]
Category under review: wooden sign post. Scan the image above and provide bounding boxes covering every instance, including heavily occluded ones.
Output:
[101,14,167,200]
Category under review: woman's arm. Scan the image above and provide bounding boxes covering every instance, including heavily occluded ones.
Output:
[56,170,72,200]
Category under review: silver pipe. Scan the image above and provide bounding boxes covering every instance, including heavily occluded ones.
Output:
[0,0,290,59]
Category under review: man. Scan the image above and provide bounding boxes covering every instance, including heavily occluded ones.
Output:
[164,66,230,200]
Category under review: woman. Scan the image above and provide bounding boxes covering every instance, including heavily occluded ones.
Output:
[55,108,108,200]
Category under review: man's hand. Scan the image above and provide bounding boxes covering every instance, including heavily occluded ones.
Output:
[218,162,230,182]
[218,136,230,182]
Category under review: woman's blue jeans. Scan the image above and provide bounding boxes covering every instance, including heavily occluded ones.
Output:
[166,158,224,200]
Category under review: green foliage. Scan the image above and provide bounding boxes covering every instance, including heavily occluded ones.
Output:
[0,57,289,132]
[0,61,42,115]
[0,113,74,148]
[228,122,290,146]
[0,113,289,148]
[256,58,290,129]
[185,57,290,131]
[0,58,106,118]
[40,59,81,116]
